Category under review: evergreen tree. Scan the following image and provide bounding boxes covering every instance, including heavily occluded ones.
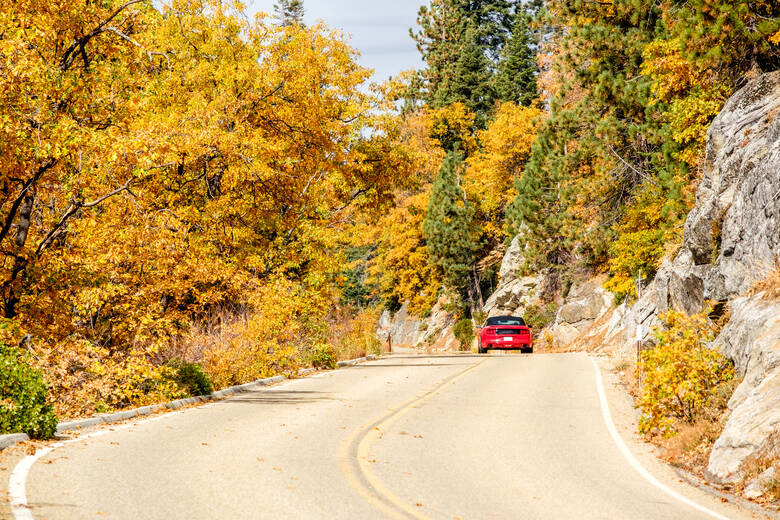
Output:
[423,150,481,307]
[495,6,537,106]
[410,0,515,117]
[274,0,305,27]
[449,24,496,118]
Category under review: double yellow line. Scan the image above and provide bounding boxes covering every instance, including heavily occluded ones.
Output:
[340,358,488,520]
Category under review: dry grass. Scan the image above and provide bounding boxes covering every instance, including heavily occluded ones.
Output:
[326,307,383,361]
[741,455,778,486]
[763,478,780,502]
[616,361,640,399]
[748,264,780,300]
[662,419,723,469]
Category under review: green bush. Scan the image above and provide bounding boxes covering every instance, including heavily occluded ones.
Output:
[523,302,558,330]
[453,318,475,351]
[167,360,213,396]
[0,343,58,439]
[309,343,337,369]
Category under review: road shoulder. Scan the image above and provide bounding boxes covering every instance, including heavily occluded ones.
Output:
[593,354,774,520]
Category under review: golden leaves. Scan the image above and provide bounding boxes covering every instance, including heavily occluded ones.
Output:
[1,0,411,414]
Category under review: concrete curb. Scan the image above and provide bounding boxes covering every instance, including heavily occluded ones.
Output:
[0,354,378,450]
[337,354,376,368]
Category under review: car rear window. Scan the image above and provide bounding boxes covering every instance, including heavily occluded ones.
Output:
[485,316,526,326]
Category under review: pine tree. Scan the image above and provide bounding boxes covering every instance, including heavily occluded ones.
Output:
[422,150,481,308]
[495,6,537,105]
[449,24,495,118]
[274,0,305,27]
[410,0,515,118]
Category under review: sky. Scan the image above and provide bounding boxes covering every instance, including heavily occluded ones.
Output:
[245,0,426,83]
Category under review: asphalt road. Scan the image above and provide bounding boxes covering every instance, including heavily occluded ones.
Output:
[1,353,763,519]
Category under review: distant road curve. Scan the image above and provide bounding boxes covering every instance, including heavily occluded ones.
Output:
[4,353,757,519]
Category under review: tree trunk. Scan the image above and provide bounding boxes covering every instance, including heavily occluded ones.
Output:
[4,191,35,318]
[472,264,484,310]
[465,279,476,315]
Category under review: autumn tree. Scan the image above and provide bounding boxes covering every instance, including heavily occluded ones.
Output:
[372,192,443,315]
[0,0,413,416]
[465,102,542,247]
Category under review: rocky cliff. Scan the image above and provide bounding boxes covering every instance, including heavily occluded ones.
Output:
[376,296,458,352]
[485,71,780,492]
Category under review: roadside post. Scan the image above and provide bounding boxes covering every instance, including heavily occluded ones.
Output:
[636,270,643,386]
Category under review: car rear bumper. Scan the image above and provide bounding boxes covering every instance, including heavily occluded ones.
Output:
[484,342,532,351]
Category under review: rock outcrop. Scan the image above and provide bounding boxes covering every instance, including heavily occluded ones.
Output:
[603,72,780,484]
[551,278,613,346]
[482,235,541,317]
[376,296,457,352]
[706,297,780,483]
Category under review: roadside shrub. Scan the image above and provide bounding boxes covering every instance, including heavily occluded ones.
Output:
[638,309,733,435]
[453,318,474,351]
[328,308,382,360]
[523,302,558,330]
[0,342,58,439]
[309,344,337,369]
[167,360,213,396]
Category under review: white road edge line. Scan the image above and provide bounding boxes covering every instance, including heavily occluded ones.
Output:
[6,358,369,518]
[6,388,253,519]
[7,408,197,520]
[590,356,732,520]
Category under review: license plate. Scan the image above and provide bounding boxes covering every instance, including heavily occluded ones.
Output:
[503,337,512,342]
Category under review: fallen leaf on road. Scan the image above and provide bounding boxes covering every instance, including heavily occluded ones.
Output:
[257,458,265,462]
[415,503,423,507]
[273,467,282,471]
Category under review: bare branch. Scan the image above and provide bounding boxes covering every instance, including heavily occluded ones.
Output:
[0,159,56,245]
[59,0,146,71]
[35,178,134,256]
[607,144,658,187]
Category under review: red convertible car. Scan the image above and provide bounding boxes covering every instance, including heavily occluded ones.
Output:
[477,316,533,354]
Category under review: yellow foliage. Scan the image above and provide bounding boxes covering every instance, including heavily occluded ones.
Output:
[199,279,316,389]
[1,0,412,415]
[604,185,681,301]
[424,102,478,156]
[327,307,383,361]
[642,39,730,169]
[667,85,730,167]
[642,39,699,103]
[638,309,733,435]
[465,102,543,244]
[371,191,443,316]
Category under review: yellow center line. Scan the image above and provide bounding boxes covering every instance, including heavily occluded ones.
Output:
[340,358,489,520]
